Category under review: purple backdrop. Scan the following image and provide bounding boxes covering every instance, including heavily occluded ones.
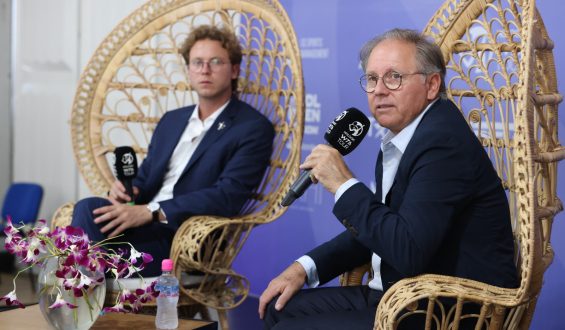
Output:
[232,1,565,329]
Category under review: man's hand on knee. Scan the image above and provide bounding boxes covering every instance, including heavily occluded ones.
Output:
[93,199,152,237]
[258,261,307,319]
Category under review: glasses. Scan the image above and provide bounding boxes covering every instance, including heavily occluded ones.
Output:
[189,57,229,72]
[359,71,425,92]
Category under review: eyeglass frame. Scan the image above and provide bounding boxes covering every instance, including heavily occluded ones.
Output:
[359,71,426,93]
[188,57,230,72]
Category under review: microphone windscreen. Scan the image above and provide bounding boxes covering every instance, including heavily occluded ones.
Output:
[324,107,370,155]
[114,146,138,180]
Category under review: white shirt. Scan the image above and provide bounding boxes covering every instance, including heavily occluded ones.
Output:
[297,99,437,289]
[150,100,229,204]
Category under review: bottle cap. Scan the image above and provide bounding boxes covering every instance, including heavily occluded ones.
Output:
[161,259,173,271]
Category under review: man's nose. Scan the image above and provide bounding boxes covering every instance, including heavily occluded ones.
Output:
[200,62,212,73]
[372,78,389,94]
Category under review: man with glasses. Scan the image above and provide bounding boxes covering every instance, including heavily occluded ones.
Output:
[71,25,274,277]
[259,28,517,329]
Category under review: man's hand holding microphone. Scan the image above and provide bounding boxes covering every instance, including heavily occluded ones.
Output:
[261,108,370,318]
[92,146,155,237]
[281,107,370,206]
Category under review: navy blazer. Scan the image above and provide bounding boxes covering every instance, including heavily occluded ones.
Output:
[307,98,517,291]
[133,97,274,229]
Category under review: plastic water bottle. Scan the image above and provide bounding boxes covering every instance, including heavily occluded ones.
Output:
[155,259,179,329]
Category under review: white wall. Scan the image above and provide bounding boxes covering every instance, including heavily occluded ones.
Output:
[11,0,145,220]
[0,0,12,204]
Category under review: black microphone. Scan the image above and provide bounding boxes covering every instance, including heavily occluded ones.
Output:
[281,107,370,207]
[114,146,138,203]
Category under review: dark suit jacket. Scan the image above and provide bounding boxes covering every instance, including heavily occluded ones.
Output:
[307,98,517,291]
[133,97,274,229]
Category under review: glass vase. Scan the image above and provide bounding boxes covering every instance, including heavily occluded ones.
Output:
[37,257,106,330]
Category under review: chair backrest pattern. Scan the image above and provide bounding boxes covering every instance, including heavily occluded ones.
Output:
[425,0,563,298]
[374,0,563,328]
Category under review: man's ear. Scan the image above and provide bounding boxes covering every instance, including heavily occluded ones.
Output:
[426,72,441,100]
[231,64,240,79]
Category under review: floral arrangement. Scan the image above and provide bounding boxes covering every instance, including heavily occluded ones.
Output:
[0,217,159,314]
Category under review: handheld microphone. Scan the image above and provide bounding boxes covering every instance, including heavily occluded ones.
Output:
[281,107,370,207]
[114,146,138,203]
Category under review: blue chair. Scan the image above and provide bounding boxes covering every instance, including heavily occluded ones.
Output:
[1,182,44,231]
[0,183,43,290]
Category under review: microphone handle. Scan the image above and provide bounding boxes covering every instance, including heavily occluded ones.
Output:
[280,170,312,207]
[122,179,135,204]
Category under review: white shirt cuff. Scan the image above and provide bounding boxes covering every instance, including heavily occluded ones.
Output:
[296,255,320,287]
[334,178,359,202]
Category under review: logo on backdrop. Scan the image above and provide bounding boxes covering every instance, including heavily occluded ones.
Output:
[300,37,329,59]
[298,93,323,152]
[287,93,324,153]
[305,93,322,136]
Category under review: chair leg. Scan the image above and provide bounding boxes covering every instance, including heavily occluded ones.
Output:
[199,305,211,320]
[218,309,229,330]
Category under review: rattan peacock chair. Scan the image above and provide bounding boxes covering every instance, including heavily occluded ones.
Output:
[340,0,563,329]
[51,0,304,328]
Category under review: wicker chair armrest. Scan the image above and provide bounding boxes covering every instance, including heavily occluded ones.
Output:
[375,274,520,330]
[170,213,263,310]
[170,214,257,266]
[50,202,75,230]
[339,263,372,286]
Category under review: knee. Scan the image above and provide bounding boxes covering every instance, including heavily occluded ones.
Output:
[262,296,280,329]
[71,197,106,227]
[264,295,293,329]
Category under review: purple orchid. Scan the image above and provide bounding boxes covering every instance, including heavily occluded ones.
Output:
[1,221,158,313]
[135,281,159,303]
[102,302,128,313]
[111,281,159,313]
[0,290,24,308]
[48,293,78,309]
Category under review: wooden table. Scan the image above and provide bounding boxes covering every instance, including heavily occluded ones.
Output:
[0,304,217,329]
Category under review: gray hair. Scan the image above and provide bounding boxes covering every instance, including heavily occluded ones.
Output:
[359,28,446,95]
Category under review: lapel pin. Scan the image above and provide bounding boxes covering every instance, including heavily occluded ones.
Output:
[217,122,226,130]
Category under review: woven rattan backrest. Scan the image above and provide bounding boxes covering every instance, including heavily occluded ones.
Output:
[424,0,562,302]
[70,0,304,221]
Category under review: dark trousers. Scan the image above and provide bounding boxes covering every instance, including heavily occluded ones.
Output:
[263,285,382,330]
[71,197,175,277]
[262,285,486,329]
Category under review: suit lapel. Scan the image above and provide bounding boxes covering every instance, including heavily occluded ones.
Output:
[400,98,441,162]
[375,150,383,202]
[385,99,442,207]
[156,107,193,172]
[180,99,238,177]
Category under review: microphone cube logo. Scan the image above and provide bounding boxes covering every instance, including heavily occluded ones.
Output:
[348,121,365,137]
[121,153,135,165]
[121,153,136,176]
[337,120,365,150]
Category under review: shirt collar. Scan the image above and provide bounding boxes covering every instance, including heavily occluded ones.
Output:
[381,98,438,154]
[190,99,231,125]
